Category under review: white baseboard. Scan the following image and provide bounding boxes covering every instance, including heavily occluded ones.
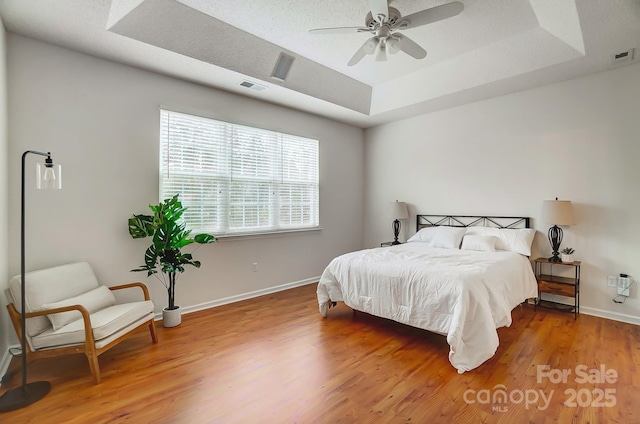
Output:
[537,293,640,325]
[0,344,19,388]
[580,306,640,325]
[153,276,320,320]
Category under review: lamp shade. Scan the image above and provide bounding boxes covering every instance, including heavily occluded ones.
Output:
[36,162,62,190]
[542,199,574,225]
[391,201,409,220]
[364,37,378,55]
[387,36,401,54]
[375,43,387,62]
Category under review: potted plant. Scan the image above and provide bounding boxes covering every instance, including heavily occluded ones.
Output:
[128,194,217,327]
[561,247,575,263]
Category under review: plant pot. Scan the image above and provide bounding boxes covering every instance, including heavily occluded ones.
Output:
[162,306,182,328]
[561,254,574,263]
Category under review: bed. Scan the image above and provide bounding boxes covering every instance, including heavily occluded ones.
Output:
[316,215,539,373]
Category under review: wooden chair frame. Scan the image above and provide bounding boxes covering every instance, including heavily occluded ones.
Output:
[6,282,158,384]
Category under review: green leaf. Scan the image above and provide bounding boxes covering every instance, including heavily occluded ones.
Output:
[144,245,160,270]
[194,233,217,244]
[162,263,176,274]
[153,221,182,250]
[128,214,154,239]
[131,266,151,273]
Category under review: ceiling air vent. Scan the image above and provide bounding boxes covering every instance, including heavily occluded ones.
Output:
[611,48,635,66]
[271,53,295,82]
[239,80,267,91]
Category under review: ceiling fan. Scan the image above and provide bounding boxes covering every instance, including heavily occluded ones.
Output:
[309,0,464,66]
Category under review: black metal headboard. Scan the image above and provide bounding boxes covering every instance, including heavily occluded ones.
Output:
[416,215,530,231]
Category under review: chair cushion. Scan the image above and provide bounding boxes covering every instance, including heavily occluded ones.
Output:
[31,300,154,349]
[41,285,117,331]
[9,262,101,337]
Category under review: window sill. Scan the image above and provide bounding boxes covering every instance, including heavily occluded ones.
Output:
[207,227,322,241]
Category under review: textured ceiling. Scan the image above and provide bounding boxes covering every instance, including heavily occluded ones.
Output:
[0,0,639,128]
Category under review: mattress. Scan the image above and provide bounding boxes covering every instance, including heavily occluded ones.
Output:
[316,242,538,373]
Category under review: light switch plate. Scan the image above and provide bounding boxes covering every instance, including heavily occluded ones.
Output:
[608,276,617,288]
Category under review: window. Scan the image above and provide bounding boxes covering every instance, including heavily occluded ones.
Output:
[160,110,319,236]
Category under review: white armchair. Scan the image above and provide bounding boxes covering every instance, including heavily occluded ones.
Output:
[4,262,158,384]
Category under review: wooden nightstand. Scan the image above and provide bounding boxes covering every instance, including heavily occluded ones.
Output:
[534,257,580,319]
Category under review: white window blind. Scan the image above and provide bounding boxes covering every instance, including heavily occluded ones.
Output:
[160,110,319,235]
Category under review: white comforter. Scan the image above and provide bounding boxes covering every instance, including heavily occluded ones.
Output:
[316,243,538,373]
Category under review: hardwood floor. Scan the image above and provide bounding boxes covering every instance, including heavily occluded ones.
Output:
[1,283,639,423]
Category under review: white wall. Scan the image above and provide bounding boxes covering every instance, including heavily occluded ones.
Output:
[0,18,10,372]
[5,35,364,326]
[364,62,640,323]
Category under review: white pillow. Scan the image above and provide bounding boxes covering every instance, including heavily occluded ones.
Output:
[465,227,536,256]
[429,226,466,249]
[461,235,498,252]
[407,227,439,243]
[42,285,116,330]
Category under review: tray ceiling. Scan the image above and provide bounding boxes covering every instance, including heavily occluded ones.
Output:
[1,0,639,127]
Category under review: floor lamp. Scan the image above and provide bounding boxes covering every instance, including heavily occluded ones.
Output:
[0,150,61,412]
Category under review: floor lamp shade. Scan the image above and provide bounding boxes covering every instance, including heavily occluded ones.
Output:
[541,198,574,262]
[390,201,409,245]
[0,151,61,412]
[36,160,62,190]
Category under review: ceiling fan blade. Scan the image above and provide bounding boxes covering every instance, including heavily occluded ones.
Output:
[396,1,464,30]
[369,0,389,24]
[348,36,378,66]
[396,34,427,59]
[309,26,370,34]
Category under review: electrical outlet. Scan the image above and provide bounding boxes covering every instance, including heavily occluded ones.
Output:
[618,277,631,296]
[608,276,618,288]
[252,262,258,272]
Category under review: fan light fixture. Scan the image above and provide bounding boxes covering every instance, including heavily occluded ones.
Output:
[375,43,387,61]
[309,0,464,66]
[364,37,378,55]
[387,36,401,55]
